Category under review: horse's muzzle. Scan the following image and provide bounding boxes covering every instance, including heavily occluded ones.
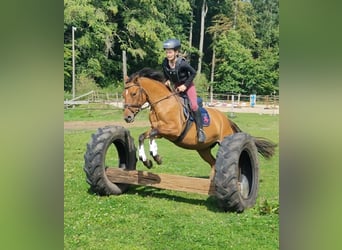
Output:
[124,112,135,123]
[124,106,140,123]
[124,115,134,123]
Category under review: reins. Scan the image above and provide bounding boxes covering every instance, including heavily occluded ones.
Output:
[150,92,179,107]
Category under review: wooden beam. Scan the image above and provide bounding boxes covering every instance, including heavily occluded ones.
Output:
[105,168,216,195]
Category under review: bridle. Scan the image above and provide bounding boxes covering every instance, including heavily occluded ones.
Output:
[123,82,179,113]
[123,83,146,117]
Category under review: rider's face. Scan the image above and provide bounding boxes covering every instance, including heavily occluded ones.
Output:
[165,49,177,61]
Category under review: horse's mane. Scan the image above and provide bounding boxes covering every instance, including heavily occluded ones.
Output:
[126,68,165,84]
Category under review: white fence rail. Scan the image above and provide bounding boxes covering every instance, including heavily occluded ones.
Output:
[64,91,279,113]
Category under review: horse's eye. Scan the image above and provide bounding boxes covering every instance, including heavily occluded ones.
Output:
[131,92,137,97]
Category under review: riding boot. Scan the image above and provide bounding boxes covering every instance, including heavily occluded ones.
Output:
[193,109,206,143]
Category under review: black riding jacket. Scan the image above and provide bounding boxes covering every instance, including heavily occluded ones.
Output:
[162,57,196,87]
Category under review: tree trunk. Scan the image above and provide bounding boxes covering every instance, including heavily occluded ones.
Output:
[210,45,215,104]
[122,50,127,83]
[188,11,193,62]
[197,0,208,74]
[233,0,238,29]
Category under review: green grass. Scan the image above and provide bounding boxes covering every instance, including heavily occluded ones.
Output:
[64,104,150,122]
[64,104,123,121]
[64,110,279,249]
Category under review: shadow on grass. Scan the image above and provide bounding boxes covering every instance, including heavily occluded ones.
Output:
[126,184,224,213]
[86,174,226,213]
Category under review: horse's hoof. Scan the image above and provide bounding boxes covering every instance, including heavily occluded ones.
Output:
[144,160,153,169]
[153,155,162,165]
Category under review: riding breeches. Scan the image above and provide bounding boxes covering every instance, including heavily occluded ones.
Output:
[176,82,199,111]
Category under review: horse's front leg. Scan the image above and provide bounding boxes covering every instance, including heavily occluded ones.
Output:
[138,129,162,169]
[149,138,162,165]
[138,131,153,169]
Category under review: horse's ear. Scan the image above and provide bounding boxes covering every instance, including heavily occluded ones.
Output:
[124,75,129,83]
[132,75,139,84]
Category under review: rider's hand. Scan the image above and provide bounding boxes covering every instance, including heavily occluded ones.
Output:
[164,80,171,87]
[176,84,187,92]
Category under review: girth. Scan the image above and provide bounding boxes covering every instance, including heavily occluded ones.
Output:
[173,94,193,143]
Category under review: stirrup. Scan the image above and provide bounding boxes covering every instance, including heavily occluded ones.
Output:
[197,129,206,143]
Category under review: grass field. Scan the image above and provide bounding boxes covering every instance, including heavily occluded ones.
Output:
[64,107,279,249]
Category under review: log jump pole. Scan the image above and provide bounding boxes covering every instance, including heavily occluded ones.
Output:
[105,168,216,195]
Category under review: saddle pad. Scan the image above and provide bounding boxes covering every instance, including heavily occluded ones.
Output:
[200,107,210,126]
[185,107,210,127]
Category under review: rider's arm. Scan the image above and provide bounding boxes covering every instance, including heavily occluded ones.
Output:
[181,62,196,87]
[162,58,170,82]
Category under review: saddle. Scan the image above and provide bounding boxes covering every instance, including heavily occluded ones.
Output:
[175,94,210,143]
[179,94,210,126]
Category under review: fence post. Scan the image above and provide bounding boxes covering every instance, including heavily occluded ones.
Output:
[272,91,276,116]
[229,94,235,117]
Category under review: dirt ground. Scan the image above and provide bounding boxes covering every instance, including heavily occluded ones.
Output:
[64,104,279,130]
[213,104,279,115]
[64,120,151,130]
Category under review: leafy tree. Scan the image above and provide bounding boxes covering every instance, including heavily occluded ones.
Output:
[64,45,72,92]
[251,0,279,48]
[64,0,119,89]
[63,0,279,95]
[235,0,258,51]
[214,29,278,95]
[214,30,254,94]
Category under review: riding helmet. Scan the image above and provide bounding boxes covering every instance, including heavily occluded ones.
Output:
[163,39,181,50]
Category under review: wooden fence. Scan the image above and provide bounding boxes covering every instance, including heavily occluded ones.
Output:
[64,91,279,110]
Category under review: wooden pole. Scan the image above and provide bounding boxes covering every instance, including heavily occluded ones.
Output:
[188,12,193,63]
[106,168,216,195]
[72,26,76,108]
[197,0,208,74]
[122,50,127,83]
[210,35,216,104]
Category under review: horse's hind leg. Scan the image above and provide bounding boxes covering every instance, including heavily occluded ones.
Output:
[149,138,162,165]
[197,148,216,181]
[138,132,153,169]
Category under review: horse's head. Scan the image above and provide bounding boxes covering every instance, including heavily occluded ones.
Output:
[122,76,148,123]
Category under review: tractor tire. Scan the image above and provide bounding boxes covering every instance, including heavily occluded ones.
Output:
[214,132,259,212]
[84,126,137,195]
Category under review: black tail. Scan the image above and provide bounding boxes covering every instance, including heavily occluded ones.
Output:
[229,120,242,133]
[253,137,277,159]
[229,120,277,159]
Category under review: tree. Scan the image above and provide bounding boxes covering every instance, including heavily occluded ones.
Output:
[251,0,279,48]
[64,44,73,92]
[215,30,254,94]
[197,0,208,74]
[235,1,258,51]
[207,14,233,101]
[63,0,279,95]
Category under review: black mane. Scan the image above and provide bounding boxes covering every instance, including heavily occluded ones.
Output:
[126,68,165,83]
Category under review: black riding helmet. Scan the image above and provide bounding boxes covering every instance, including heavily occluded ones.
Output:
[163,39,181,51]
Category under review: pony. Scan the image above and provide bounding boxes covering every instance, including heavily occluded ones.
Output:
[123,68,276,179]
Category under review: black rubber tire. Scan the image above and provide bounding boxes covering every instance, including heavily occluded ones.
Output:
[83,126,137,195]
[214,132,259,212]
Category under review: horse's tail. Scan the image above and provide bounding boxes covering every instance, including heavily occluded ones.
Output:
[229,119,242,133]
[229,119,277,159]
[253,137,277,159]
